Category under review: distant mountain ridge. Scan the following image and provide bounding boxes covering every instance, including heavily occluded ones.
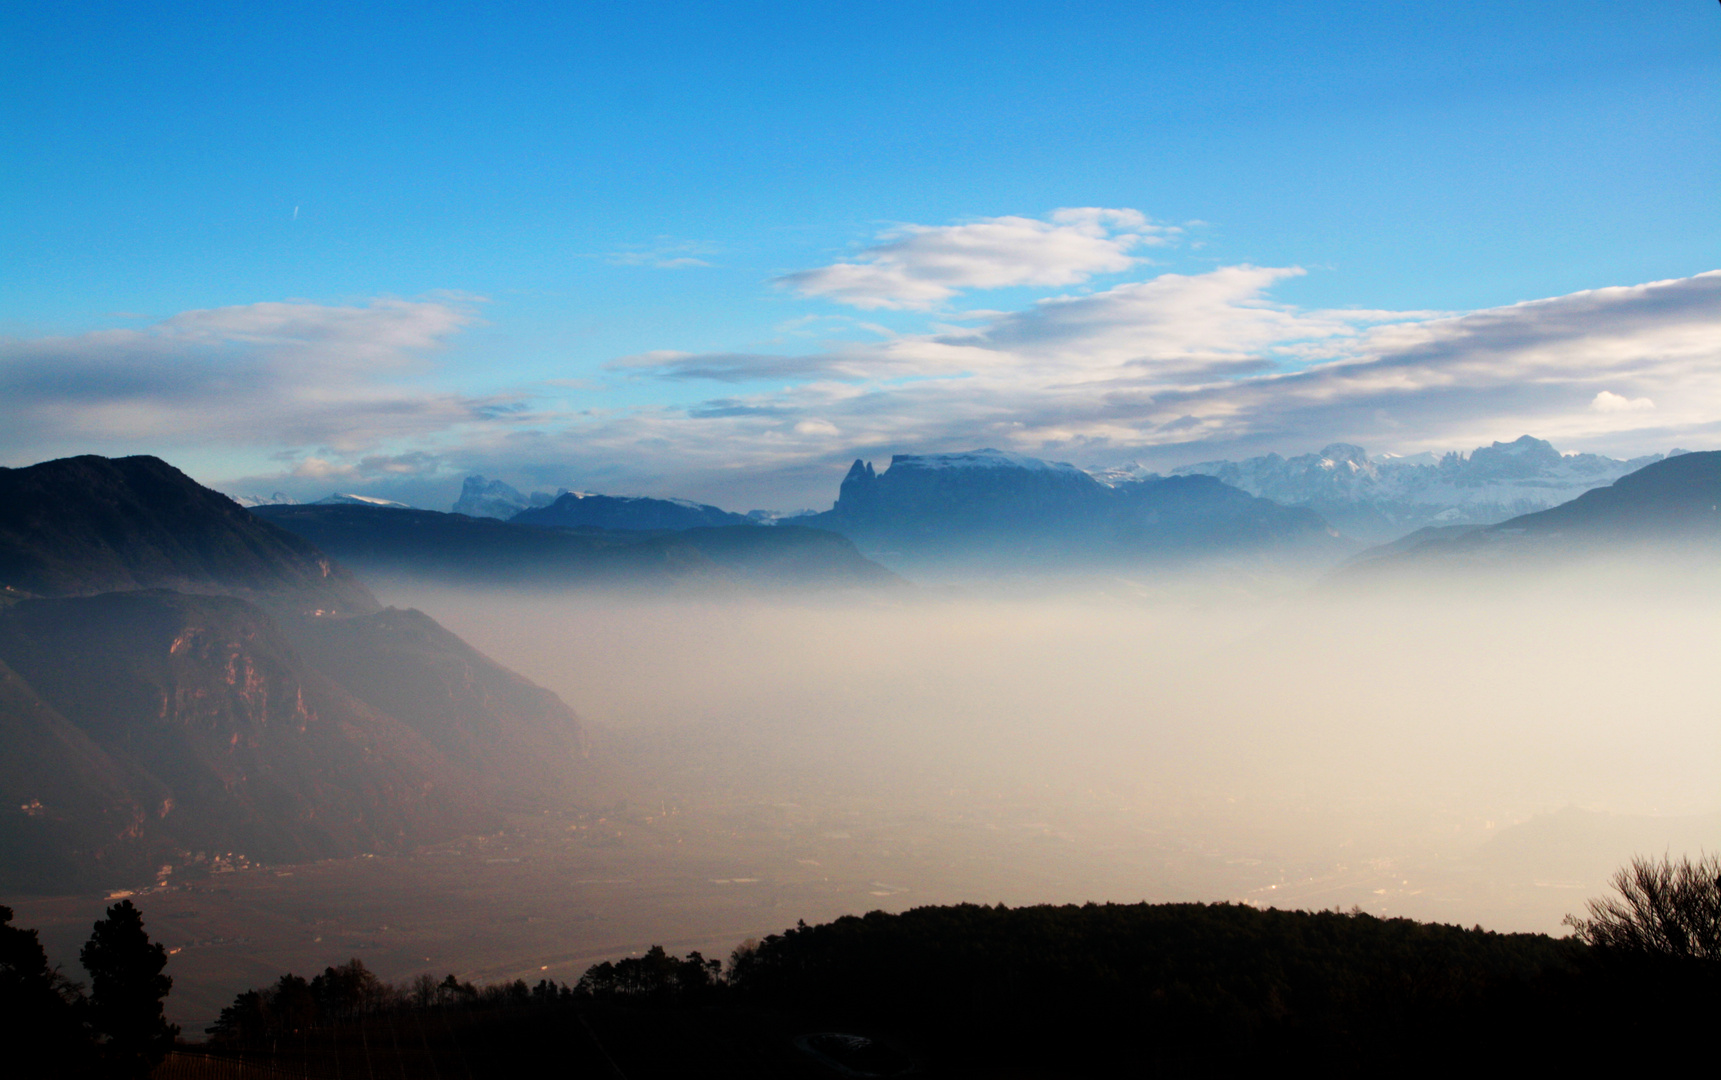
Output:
[454,474,808,528]
[512,491,750,531]
[1113,436,1671,542]
[810,448,1335,570]
[252,503,900,590]
[451,475,560,519]
[1336,449,1721,581]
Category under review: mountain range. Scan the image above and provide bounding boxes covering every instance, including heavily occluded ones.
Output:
[1105,436,1672,542]
[1336,449,1721,581]
[809,448,1337,571]
[233,492,413,510]
[243,434,1672,555]
[452,474,761,531]
[0,455,588,892]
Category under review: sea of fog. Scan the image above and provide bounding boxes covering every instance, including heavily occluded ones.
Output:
[373,566,1721,935]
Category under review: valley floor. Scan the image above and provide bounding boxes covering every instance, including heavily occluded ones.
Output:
[6,776,1701,1036]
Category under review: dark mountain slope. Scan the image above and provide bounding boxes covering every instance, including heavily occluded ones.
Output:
[0,591,489,890]
[0,657,164,891]
[278,607,589,805]
[252,504,898,589]
[1108,473,1333,551]
[1501,448,1721,538]
[0,455,376,613]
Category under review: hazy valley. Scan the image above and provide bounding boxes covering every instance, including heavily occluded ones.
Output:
[7,449,1721,1044]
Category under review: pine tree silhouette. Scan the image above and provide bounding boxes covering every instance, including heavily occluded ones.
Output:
[80,900,177,1078]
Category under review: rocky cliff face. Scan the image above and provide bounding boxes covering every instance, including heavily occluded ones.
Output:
[0,454,592,892]
[820,451,1108,547]
[451,475,560,520]
[0,591,490,890]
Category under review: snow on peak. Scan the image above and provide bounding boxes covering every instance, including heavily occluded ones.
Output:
[233,492,297,508]
[1133,435,1671,540]
[312,492,413,509]
[1087,462,1162,487]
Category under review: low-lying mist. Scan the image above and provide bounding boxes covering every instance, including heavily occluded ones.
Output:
[374,560,1721,935]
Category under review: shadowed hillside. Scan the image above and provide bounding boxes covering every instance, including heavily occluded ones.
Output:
[0,592,490,890]
[0,455,592,893]
[252,504,900,590]
[0,455,376,614]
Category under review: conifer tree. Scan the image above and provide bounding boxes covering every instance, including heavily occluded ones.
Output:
[80,900,177,1078]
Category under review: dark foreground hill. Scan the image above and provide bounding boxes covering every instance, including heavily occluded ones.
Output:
[0,456,590,892]
[166,898,1710,1078]
[0,455,376,614]
[810,449,1337,571]
[251,504,900,589]
[1336,449,1721,582]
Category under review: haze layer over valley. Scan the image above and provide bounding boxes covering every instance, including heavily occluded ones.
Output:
[381,556,1721,933]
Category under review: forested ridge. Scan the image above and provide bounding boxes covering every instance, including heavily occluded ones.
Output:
[13,863,1721,1073]
[14,866,1721,1077]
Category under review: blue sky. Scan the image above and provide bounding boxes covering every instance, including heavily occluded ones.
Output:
[3,1,1718,509]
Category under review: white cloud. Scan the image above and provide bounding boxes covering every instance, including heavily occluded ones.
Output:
[0,298,515,459]
[572,268,1721,504]
[776,208,1180,310]
[1591,390,1655,413]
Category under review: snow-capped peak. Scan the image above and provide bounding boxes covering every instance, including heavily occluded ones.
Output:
[312,492,413,509]
[233,492,298,508]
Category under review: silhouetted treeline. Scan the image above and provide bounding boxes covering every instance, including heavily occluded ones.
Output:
[727,901,1586,1073]
[0,900,177,1080]
[142,862,1721,1076]
[575,945,724,1003]
[205,960,576,1045]
[189,903,1606,1076]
